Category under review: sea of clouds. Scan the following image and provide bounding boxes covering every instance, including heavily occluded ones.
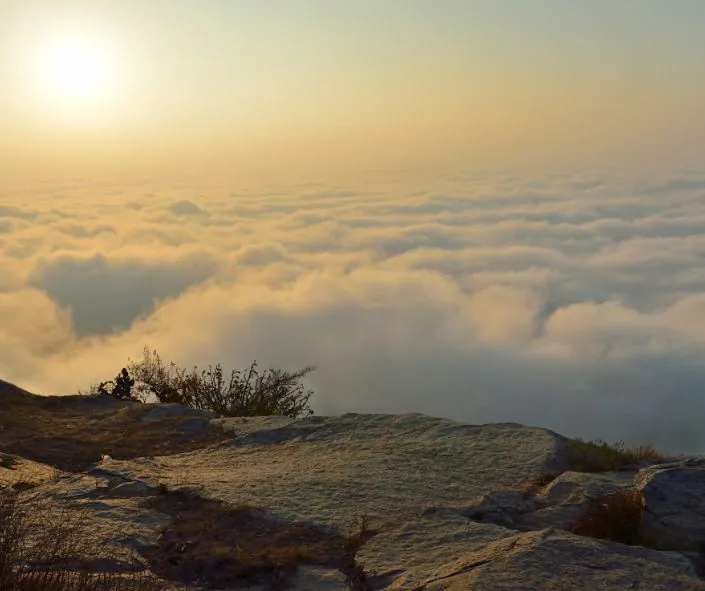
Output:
[2,168,705,453]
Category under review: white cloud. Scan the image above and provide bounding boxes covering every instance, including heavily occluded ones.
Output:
[2,169,705,452]
[168,200,208,216]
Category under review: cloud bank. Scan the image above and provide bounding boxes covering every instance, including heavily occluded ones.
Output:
[2,169,705,453]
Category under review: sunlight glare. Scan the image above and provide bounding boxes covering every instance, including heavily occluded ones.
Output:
[32,28,122,113]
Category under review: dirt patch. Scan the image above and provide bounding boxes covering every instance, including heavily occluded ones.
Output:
[0,381,231,473]
[141,489,376,590]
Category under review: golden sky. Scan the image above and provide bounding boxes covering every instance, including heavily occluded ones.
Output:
[1,0,704,180]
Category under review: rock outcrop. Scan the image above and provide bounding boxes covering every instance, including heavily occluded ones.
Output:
[636,458,705,553]
[1,384,705,590]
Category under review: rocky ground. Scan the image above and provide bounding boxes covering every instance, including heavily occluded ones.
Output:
[1,378,705,590]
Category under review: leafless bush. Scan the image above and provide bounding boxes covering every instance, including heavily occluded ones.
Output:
[125,346,315,418]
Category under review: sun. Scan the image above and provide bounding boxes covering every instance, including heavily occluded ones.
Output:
[32,29,121,112]
[44,37,109,101]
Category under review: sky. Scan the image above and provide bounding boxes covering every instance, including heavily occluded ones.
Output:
[2,0,705,177]
[2,1,705,452]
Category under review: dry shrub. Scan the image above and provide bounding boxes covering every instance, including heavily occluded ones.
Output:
[629,444,664,462]
[123,346,316,419]
[565,439,664,473]
[0,488,163,590]
[342,513,377,591]
[569,488,643,545]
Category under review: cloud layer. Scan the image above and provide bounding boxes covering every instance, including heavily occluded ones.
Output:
[2,169,705,453]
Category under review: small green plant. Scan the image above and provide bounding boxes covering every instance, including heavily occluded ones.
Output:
[569,488,643,545]
[565,438,663,473]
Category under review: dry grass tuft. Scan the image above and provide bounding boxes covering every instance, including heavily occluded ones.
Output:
[569,488,644,545]
[0,488,165,590]
[565,439,664,473]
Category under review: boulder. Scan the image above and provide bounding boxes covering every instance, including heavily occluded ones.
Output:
[520,470,637,531]
[636,457,705,552]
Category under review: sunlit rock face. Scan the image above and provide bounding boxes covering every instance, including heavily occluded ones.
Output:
[4,394,704,591]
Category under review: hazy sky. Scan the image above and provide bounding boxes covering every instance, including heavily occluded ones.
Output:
[1,0,704,179]
[2,2,705,453]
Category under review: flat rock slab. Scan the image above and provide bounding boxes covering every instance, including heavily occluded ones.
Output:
[357,513,515,589]
[100,414,566,530]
